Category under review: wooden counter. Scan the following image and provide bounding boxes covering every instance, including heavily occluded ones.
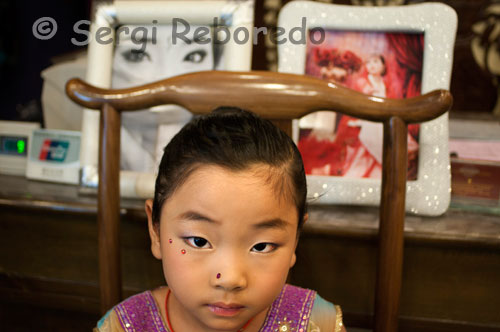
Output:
[1,175,499,331]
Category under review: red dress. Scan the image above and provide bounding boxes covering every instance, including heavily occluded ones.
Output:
[299,116,381,178]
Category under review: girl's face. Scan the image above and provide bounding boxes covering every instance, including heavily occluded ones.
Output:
[365,55,385,76]
[146,165,300,331]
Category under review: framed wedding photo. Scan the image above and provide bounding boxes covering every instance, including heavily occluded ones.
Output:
[278,1,457,215]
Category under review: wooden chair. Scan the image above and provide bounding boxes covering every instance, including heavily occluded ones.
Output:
[66,70,452,332]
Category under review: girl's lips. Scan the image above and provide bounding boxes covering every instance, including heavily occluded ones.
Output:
[208,303,244,317]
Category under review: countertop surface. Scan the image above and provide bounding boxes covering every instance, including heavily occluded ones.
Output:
[1,174,499,247]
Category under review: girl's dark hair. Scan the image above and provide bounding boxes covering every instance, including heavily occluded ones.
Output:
[152,107,307,230]
[379,55,387,76]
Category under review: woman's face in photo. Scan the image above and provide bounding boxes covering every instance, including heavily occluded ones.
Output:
[365,55,385,76]
[112,25,215,88]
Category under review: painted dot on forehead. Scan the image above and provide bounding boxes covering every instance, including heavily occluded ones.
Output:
[169,239,173,244]
[181,249,186,254]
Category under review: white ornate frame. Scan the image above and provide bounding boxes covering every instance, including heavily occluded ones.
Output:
[79,0,254,198]
[278,1,457,216]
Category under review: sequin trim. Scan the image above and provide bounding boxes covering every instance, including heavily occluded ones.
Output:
[334,305,343,332]
[259,284,317,332]
[115,291,168,332]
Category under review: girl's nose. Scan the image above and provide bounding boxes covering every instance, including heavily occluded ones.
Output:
[211,253,248,291]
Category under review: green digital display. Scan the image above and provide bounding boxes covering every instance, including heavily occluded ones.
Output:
[0,135,28,156]
[17,139,25,154]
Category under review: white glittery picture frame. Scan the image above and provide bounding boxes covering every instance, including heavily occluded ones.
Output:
[78,0,254,198]
[278,1,457,216]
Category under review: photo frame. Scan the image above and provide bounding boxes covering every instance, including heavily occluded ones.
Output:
[278,1,457,215]
[79,0,254,198]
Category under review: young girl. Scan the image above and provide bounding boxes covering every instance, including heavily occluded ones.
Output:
[95,107,346,332]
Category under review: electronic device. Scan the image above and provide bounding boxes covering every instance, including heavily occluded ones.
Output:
[26,129,81,184]
[0,121,40,176]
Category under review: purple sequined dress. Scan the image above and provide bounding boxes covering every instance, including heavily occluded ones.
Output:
[111,284,317,332]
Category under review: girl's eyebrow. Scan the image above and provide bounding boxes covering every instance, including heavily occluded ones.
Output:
[253,218,289,230]
[177,211,289,230]
[178,210,218,223]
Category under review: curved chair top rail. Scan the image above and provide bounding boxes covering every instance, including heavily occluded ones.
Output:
[66,70,452,123]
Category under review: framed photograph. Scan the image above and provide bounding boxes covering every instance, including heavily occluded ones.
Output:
[79,0,254,198]
[278,1,457,215]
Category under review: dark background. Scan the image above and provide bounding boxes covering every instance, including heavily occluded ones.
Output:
[0,0,91,122]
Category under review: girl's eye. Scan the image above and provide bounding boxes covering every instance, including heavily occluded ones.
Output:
[183,50,207,63]
[251,243,277,253]
[121,49,151,63]
[185,237,211,249]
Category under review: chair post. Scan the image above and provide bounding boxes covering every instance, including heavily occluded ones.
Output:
[375,116,407,332]
[98,103,122,314]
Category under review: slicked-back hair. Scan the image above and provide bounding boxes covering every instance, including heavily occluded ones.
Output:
[151,107,308,230]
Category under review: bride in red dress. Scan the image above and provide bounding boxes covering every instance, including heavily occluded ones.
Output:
[299,50,419,179]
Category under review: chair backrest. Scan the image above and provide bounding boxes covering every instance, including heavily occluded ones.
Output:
[66,70,452,332]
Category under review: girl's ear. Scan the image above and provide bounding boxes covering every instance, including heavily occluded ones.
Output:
[290,213,308,268]
[290,252,297,268]
[303,213,309,225]
[145,199,162,260]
